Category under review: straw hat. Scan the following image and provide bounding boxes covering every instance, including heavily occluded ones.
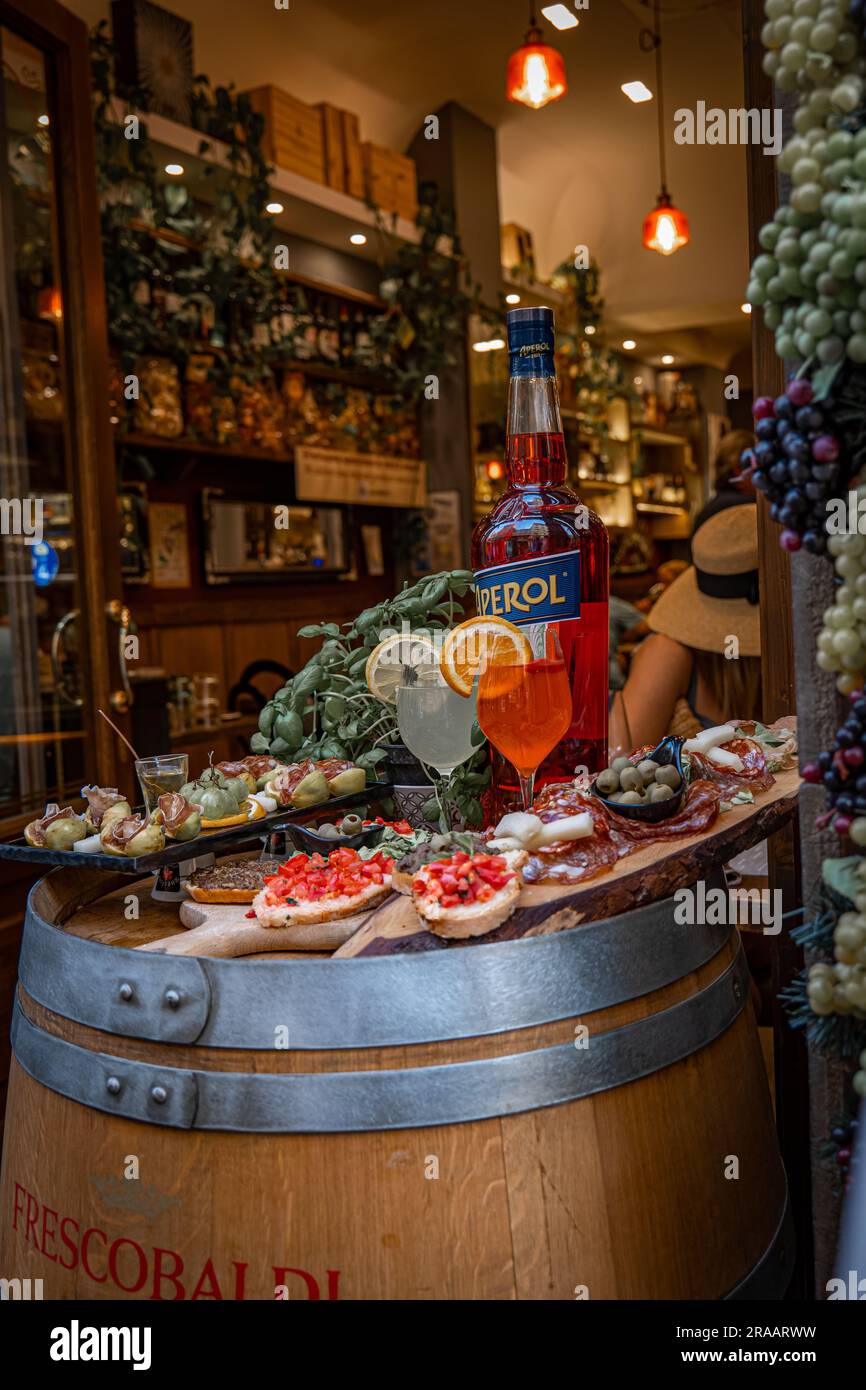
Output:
[647,505,761,657]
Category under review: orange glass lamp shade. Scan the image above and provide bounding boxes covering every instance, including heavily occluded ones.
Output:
[37,286,63,320]
[642,193,689,256]
[507,29,567,109]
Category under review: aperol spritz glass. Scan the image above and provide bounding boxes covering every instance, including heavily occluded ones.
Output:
[477,626,571,810]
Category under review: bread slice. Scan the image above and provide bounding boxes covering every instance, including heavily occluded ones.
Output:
[412,850,527,939]
[391,867,414,896]
[252,876,392,929]
[416,876,522,939]
[185,885,258,905]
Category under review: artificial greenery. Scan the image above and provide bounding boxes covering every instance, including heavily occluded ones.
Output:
[549,255,636,446]
[250,568,490,828]
[90,28,480,415]
[370,181,482,397]
[90,20,281,399]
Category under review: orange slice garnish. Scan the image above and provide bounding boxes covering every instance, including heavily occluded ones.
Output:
[440,616,532,698]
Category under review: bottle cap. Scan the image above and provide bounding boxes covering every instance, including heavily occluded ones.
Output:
[507,306,555,376]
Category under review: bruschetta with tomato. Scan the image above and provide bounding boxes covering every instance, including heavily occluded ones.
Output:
[252,847,392,928]
[411,849,527,939]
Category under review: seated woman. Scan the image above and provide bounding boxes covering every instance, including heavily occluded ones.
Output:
[609,505,762,753]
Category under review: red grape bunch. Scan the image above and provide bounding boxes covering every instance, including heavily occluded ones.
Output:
[745,375,846,553]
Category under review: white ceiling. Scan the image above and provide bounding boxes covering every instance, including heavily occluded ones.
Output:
[69,0,751,361]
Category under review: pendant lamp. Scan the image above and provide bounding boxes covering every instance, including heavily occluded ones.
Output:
[506,1,567,110]
[642,0,689,255]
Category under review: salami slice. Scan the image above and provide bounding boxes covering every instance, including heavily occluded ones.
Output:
[604,778,721,844]
[524,784,621,884]
[689,739,774,797]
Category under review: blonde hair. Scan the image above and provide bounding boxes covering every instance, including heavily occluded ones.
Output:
[693,649,763,722]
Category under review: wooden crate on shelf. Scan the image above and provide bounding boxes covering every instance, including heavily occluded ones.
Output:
[341,111,365,199]
[500,222,536,280]
[362,142,417,222]
[243,85,325,184]
[316,103,345,190]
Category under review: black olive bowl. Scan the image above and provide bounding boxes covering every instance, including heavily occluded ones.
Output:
[282,820,385,854]
[590,735,688,823]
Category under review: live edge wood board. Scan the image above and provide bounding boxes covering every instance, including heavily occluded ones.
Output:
[337,765,801,958]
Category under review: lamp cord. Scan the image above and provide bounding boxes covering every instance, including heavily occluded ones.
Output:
[654,0,667,195]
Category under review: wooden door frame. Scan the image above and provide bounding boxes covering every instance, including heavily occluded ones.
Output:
[741,0,814,1296]
[0,0,122,799]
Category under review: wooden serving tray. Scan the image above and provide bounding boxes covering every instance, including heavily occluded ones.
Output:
[133,900,370,957]
[334,765,801,958]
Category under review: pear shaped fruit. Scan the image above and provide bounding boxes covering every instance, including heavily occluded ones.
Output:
[289,769,330,808]
[327,767,367,797]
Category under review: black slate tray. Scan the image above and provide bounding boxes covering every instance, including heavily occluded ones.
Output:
[0,782,395,875]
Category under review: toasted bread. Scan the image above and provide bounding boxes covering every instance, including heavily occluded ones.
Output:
[252,876,392,929]
[416,875,522,938]
[185,885,257,904]
[411,849,527,939]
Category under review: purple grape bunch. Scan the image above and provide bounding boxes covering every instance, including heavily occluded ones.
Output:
[743,377,844,557]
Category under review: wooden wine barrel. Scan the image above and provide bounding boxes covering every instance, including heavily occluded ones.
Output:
[0,867,792,1300]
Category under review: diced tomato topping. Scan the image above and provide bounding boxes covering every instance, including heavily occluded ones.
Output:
[260,847,391,905]
[414,851,517,908]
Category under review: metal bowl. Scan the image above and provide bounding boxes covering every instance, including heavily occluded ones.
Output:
[591,735,687,823]
[282,820,385,854]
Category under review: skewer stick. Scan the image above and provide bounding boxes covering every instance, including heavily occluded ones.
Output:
[97,708,141,762]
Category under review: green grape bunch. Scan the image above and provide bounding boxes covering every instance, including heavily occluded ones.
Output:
[762,0,865,110]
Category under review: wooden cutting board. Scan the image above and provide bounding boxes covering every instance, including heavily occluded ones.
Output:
[334,764,802,958]
[135,899,372,957]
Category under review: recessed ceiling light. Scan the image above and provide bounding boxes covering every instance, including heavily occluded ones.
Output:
[349,232,367,246]
[585,324,596,335]
[164,163,184,176]
[266,201,284,215]
[661,354,675,365]
[505,292,521,305]
[634,376,644,386]
[622,339,636,350]
[37,114,49,127]
[741,301,752,314]
[541,3,579,29]
[622,81,653,103]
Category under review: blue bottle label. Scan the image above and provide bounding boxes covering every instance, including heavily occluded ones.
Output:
[475,551,580,625]
[507,309,555,377]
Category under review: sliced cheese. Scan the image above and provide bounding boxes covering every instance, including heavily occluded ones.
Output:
[533,812,594,847]
[683,724,736,757]
[705,746,744,773]
[491,809,594,850]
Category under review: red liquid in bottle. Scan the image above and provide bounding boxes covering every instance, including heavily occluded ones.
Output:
[472,316,609,813]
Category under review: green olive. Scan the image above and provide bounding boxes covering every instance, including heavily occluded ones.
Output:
[637,759,659,785]
[316,823,339,838]
[341,814,364,834]
[611,756,632,773]
[654,765,682,790]
[648,783,675,803]
[619,790,645,805]
[619,767,643,792]
[595,769,620,796]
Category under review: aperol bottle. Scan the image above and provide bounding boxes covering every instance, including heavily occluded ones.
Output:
[471,306,609,806]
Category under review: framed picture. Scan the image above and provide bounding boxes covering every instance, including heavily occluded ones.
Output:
[149,502,191,588]
[111,0,194,123]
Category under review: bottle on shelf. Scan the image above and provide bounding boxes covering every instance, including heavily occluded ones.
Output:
[353,308,373,367]
[339,305,354,366]
[472,306,610,807]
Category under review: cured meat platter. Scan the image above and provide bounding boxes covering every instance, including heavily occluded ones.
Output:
[335,762,800,957]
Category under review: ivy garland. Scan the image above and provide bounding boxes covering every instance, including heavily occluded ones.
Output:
[549,255,637,446]
[370,181,482,398]
[90,24,480,413]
